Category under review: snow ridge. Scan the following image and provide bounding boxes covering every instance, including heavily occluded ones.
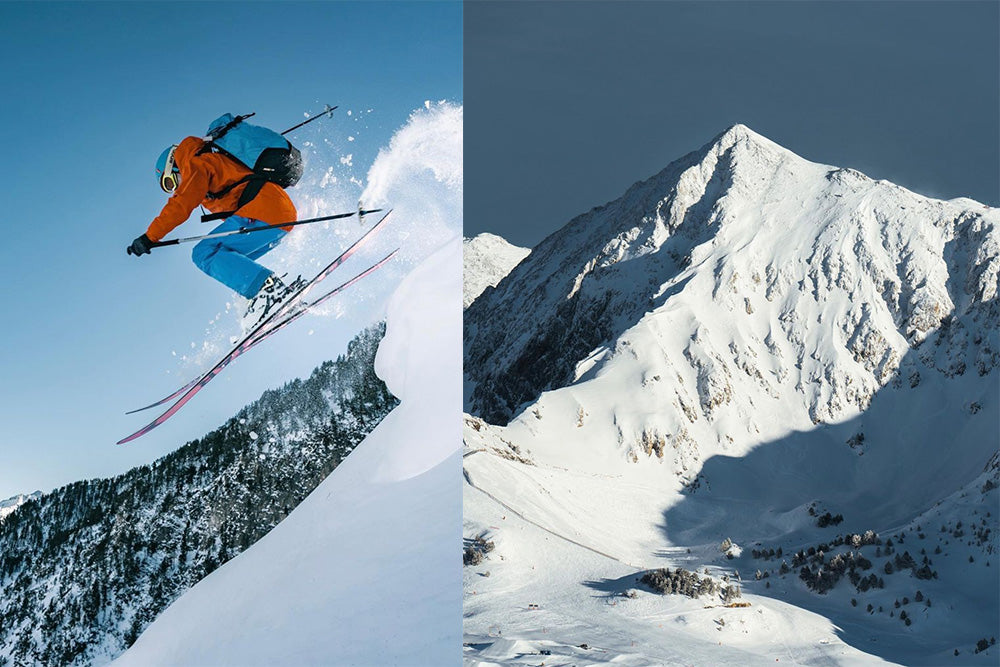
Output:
[465,123,998,434]
[0,491,41,522]
[463,233,530,308]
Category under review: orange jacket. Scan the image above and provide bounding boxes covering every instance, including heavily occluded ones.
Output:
[146,136,297,243]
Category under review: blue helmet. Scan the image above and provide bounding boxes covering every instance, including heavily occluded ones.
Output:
[155,145,180,193]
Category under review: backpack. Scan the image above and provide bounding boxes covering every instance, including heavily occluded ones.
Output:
[198,113,303,222]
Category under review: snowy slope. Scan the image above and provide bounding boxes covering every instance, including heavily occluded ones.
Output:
[117,102,463,667]
[0,491,40,522]
[464,233,530,308]
[117,238,462,667]
[0,328,395,667]
[463,125,998,665]
[466,124,997,432]
[464,442,892,666]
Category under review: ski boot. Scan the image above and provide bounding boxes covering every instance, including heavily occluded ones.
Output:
[241,273,306,333]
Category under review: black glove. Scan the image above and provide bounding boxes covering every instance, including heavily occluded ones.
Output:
[127,234,153,257]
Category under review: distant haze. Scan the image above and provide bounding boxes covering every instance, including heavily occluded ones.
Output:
[465,1,999,247]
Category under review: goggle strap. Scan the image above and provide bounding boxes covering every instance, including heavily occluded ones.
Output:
[160,145,179,193]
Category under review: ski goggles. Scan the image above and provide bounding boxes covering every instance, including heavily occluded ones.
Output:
[159,145,180,194]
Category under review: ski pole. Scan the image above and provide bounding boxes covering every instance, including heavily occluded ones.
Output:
[281,105,338,136]
[143,208,382,250]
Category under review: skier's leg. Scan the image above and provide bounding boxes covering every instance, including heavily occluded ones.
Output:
[241,219,289,262]
[191,217,287,298]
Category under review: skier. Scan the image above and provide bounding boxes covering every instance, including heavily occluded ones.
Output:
[128,136,303,330]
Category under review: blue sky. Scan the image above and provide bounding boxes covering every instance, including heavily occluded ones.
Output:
[0,2,461,499]
[465,1,999,246]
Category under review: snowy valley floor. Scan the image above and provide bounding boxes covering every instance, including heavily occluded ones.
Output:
[463,450,889,666]
[462,427,998,667]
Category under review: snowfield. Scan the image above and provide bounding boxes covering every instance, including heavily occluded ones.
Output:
[463,125,998,665]
[464,447,891,666]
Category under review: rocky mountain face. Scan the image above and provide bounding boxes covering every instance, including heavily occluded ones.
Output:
[0,325,396,667]
[463,233,530,308]
[465,124,997,448]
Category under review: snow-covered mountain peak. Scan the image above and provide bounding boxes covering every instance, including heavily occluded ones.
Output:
[715,122,760,143]
[465,125,998,468]
[464,127,998,664]
[465,232,526,255]
[703,122,793,164]
[463,233,530,308]
[508,123,833,290]
[0,491,41,522]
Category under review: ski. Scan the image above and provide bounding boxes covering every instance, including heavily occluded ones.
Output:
[244,249,399,349]
[125,213,391,415]
[125,378,199,416]
[118,211,393,443]
[125,249,399,415]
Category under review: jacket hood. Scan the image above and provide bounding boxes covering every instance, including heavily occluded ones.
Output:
[174,136,207,171]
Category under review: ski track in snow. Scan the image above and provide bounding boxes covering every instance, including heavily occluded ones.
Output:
[464,453,637,567]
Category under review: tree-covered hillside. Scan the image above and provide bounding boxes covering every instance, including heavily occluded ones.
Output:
[0,325,396,667]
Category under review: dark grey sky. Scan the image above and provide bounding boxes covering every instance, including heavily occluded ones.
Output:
[465,1,999,248]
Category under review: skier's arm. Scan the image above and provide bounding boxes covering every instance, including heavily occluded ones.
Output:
[145,164,210,243]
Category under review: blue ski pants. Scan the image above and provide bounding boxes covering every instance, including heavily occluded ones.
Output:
[191,216,287,298]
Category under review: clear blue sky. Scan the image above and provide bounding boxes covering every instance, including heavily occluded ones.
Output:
[465,1,999,246]
[0,1,461,499]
